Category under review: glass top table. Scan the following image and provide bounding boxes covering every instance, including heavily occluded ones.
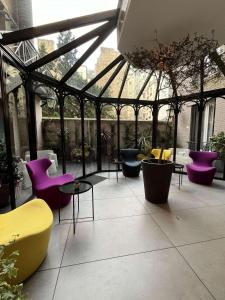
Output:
[59,180,94,234]
[59,180,93,195]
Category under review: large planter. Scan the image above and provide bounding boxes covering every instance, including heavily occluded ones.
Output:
[142,159,174,204]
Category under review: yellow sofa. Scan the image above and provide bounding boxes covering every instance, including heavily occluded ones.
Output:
[0,199,53,284]
[151,148,172,160]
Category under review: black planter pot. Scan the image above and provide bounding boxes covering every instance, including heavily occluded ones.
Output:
[142,159,174,204]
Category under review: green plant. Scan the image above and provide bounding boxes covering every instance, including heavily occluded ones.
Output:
[209,131,225,159]
[0,244,26,300]
[56,128,71,142]
[0,140,23,185]
[71,143,91,162]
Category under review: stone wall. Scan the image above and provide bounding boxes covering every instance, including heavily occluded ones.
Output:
[41,118,171,160]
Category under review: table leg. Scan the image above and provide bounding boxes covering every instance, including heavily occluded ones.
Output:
[58,206,61,223]
[72,194,76,234]
[108,157,110,179]
[92,186,94,220]
[181,168,183,185]
[117,164,119,182]
[178,172,181,189]
[78,193,80,213]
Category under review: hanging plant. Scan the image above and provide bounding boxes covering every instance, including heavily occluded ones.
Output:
[125,33,221,93]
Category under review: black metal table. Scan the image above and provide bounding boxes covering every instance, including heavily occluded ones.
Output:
[59,180,94,234]
[174,163,184,189]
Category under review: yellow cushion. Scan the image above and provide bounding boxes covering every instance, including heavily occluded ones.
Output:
[137,153,147,161]
[0,199,53,284]
[151,149,172,160]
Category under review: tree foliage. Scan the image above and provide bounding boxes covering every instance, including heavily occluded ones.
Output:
[39,30,113,119]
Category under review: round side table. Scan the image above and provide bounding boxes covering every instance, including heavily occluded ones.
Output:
[59,180,94,234]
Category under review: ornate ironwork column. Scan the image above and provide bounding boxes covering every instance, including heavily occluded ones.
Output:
[197,59,205,151]
[57,89,66,174]
[24,75,37,160]
[134,105,138,148]
[80,97,85,177]
[117,105,120,159]
[152,103,158,148]
[172,104,179,162]
[96,99,102,171]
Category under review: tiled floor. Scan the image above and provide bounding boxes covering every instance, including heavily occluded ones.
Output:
[24,172,225,300]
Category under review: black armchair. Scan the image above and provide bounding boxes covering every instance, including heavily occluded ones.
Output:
[120,149,141,177]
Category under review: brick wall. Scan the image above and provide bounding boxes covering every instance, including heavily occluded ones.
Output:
[214,98,225,134]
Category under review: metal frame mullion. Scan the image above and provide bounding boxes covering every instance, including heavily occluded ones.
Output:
[58,90,66,174]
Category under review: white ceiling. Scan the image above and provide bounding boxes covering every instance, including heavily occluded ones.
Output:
[118,0,225,54]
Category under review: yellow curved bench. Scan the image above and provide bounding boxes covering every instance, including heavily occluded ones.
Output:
[151,149,172,160]
[0,199,53,284]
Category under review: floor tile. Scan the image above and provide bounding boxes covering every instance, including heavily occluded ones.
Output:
[77,182,134,201]
[151,205,225,245]
[137,187,207,214]
[62,215,172,266]
[39,223,70,270]
[54,248,213,300]
[68,196,148,220]
[178,238,225,300]
[24,269,59,300]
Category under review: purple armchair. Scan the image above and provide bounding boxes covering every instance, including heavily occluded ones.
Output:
[186,151,218,185]
[26,158,74,209]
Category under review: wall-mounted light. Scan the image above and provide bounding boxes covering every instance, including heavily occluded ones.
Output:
[40,94,57,109]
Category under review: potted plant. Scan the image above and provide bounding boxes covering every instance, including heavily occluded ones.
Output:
[0,140,23,208]
[209,131,225,172]
[0,244,27,299]
[142,136,174,203]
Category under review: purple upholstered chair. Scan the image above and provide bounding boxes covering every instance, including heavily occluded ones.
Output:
[26,158,74,209]
[186,151,218,185]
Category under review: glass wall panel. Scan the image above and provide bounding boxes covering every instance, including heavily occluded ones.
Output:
[138,106,152,156]
[5,62,32,207]
[101,105,117,170]
[210,97,224,179]
[84,100,97,174]
[157,105,174,152]
[176,103,193,168]
[34,83,63,177]
[120,105,135,149]
[64,95,82,178]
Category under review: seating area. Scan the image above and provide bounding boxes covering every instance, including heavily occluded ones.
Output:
[2,1,225,299]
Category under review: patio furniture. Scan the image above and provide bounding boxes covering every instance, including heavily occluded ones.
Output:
[0,199,53,284]
[120,149,141,177]
[186,151,218,185]
[25,150,58,168]
[26,158,74,209]
[59,180,94,234]
[151,148,172,160]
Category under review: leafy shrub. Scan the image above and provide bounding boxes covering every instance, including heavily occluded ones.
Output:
[0,244,26,299]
